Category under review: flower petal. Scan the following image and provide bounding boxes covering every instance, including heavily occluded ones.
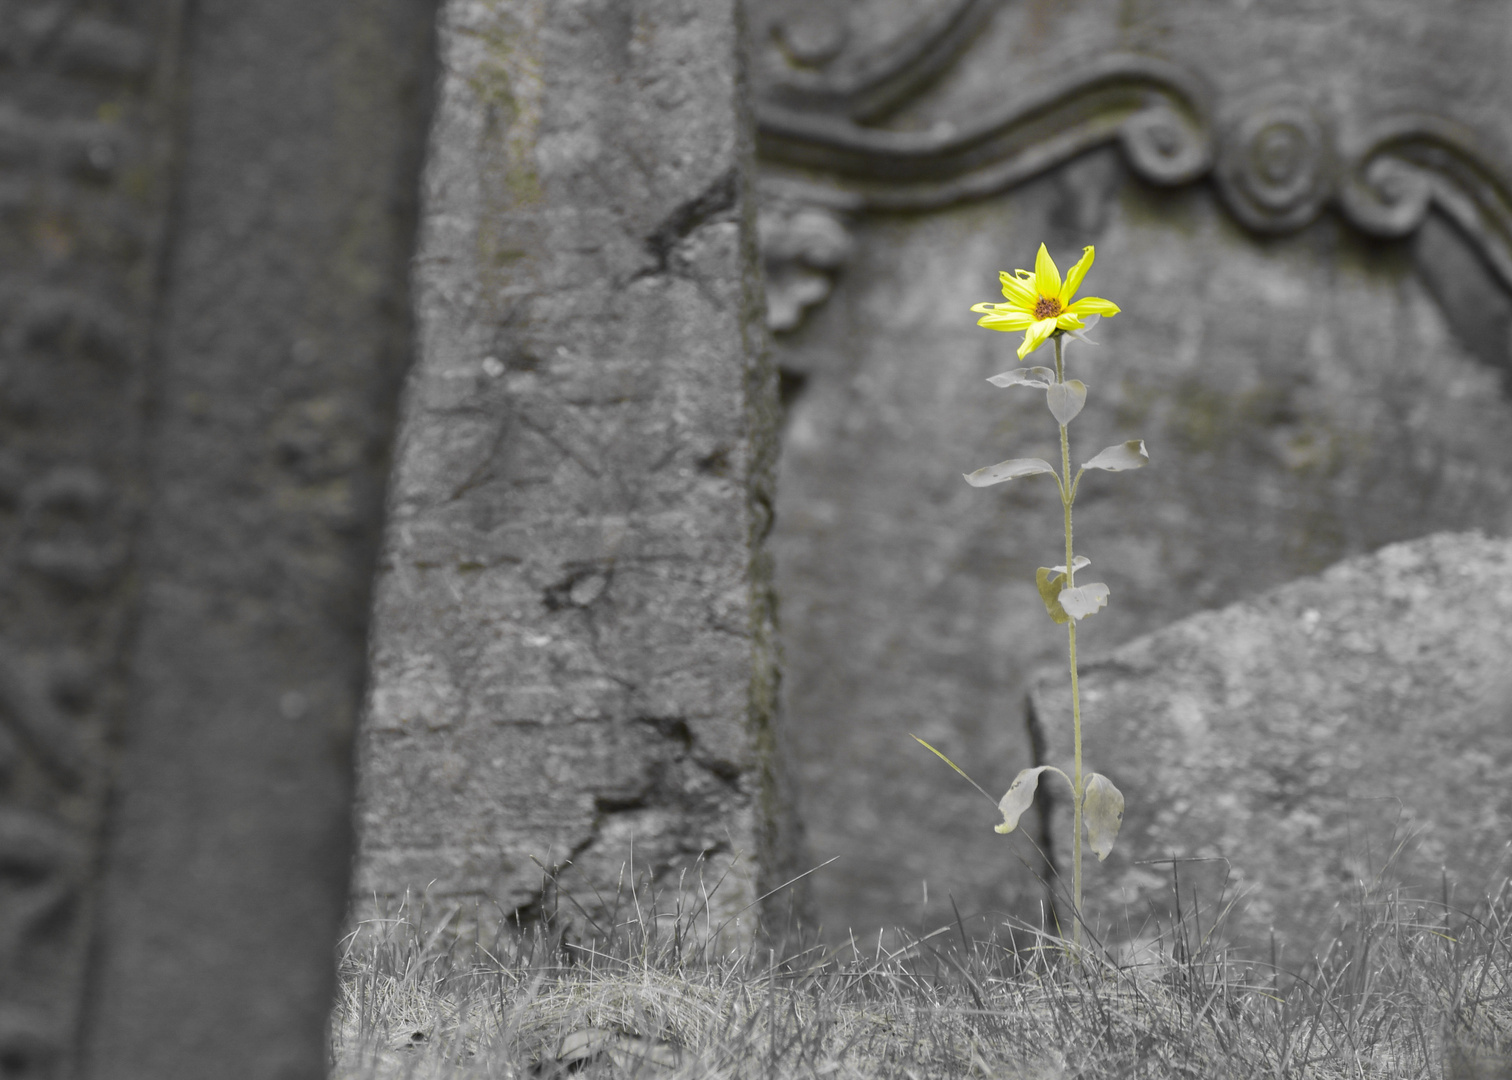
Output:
[1033,243,1061,300]
[1066,296,1121,318]
[998,272,1036,307]
[978,310,1034,332]
[1055,311,1085,331]
[1016,317,1058,359]
[1060,246,1094,303]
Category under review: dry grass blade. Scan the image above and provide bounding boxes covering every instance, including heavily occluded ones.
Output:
[331,868,1512,1080]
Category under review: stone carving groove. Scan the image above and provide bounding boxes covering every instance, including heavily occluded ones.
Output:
[758,54,1212,210]
[754,6,1512,319]
[755,0,998,122]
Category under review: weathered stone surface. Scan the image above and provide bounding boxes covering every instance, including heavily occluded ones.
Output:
[750,0,1512,935]
[1030,532,1512,956]
[0,0,177,1071]
[352,0,788,932]
[71,0,436,1077]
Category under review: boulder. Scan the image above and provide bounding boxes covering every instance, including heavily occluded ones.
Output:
[1031,532,1512,958]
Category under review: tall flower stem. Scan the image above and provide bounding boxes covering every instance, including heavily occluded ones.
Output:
[1053,335,1084,950]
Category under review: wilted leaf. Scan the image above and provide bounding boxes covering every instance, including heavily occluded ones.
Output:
[1083,772,1125,860]
[1058,582,1110,620]
[1050,556,1090,574]
[1081,440,1149,472]
[987,366,1056,389]
[963,458,1056,488]
[996,766,1053,834]
[1035,568,1071,624]
[1046,380,1087,426]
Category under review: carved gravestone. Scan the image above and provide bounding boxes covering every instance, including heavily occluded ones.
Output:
[2,0,433,1076]
[749,0,1512,934]
[1032,532,1512,957]
[350,0,791,934]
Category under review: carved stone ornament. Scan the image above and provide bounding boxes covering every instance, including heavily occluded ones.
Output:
[757,202,853,332]
[752,0,1512,327]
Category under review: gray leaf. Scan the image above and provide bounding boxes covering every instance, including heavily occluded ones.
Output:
[963,458,1057,488]
[995,766,1053,835]
[1081,440,1149,472]
[986,366,1056,389]
[1064,313,1102,345]
[1046,380,1087,426]
[1058,582,1110,620]
[1083,772,1125,860]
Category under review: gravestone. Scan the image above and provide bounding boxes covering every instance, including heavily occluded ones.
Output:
[350,0,793,935]
[1032,531,1512,957]
[2,0,434,1076]
[749,0,1512,934]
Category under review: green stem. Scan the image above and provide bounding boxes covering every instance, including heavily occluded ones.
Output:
[1054,335,1084,952]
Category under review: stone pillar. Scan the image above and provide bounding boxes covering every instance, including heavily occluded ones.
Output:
[352,0,786,932]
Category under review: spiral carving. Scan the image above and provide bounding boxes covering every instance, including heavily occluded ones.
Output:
[1216,102,1331,232]
[1336,116,1512,292]
[1339,155,1434,237]
[1120,102,1212,187]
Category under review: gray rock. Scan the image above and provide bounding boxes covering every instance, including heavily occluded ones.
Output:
[1031,532,1512,958]
[351,0,792,936]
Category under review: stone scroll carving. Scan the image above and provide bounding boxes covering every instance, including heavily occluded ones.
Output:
[752,0,1512,327]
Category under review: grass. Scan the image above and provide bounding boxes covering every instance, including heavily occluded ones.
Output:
[330,865,1512,1080]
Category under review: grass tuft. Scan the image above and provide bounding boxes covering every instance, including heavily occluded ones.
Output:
[331,868,1512,1079]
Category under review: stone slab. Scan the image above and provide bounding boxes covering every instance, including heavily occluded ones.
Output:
[752,0,1512,937]
[1031,532,1512,957]
[72,0,437,1077]
[352,0,791,934]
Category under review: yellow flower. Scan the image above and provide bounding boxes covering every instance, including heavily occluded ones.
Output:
[971,244,1121,359]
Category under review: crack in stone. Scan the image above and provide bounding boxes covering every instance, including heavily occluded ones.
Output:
[637,167,740,280]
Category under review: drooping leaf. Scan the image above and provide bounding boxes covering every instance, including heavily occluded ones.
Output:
[1081,440,1149,472]
[1050,556,1090,574]
[995,766,1053,835]
[986,366,1056,389]
[1083,772,1125,860]
[963,457,1056,488]
[1058,582,1110,620]
[1046,380,1088,426]
[1035,567,1071,624]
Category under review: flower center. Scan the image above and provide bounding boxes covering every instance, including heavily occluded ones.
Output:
[1033,295,1062,320]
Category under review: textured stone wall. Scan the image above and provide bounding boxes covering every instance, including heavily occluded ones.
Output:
[352,0,787,933]
[2,0,434,1076]
[749,0,1512,936]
